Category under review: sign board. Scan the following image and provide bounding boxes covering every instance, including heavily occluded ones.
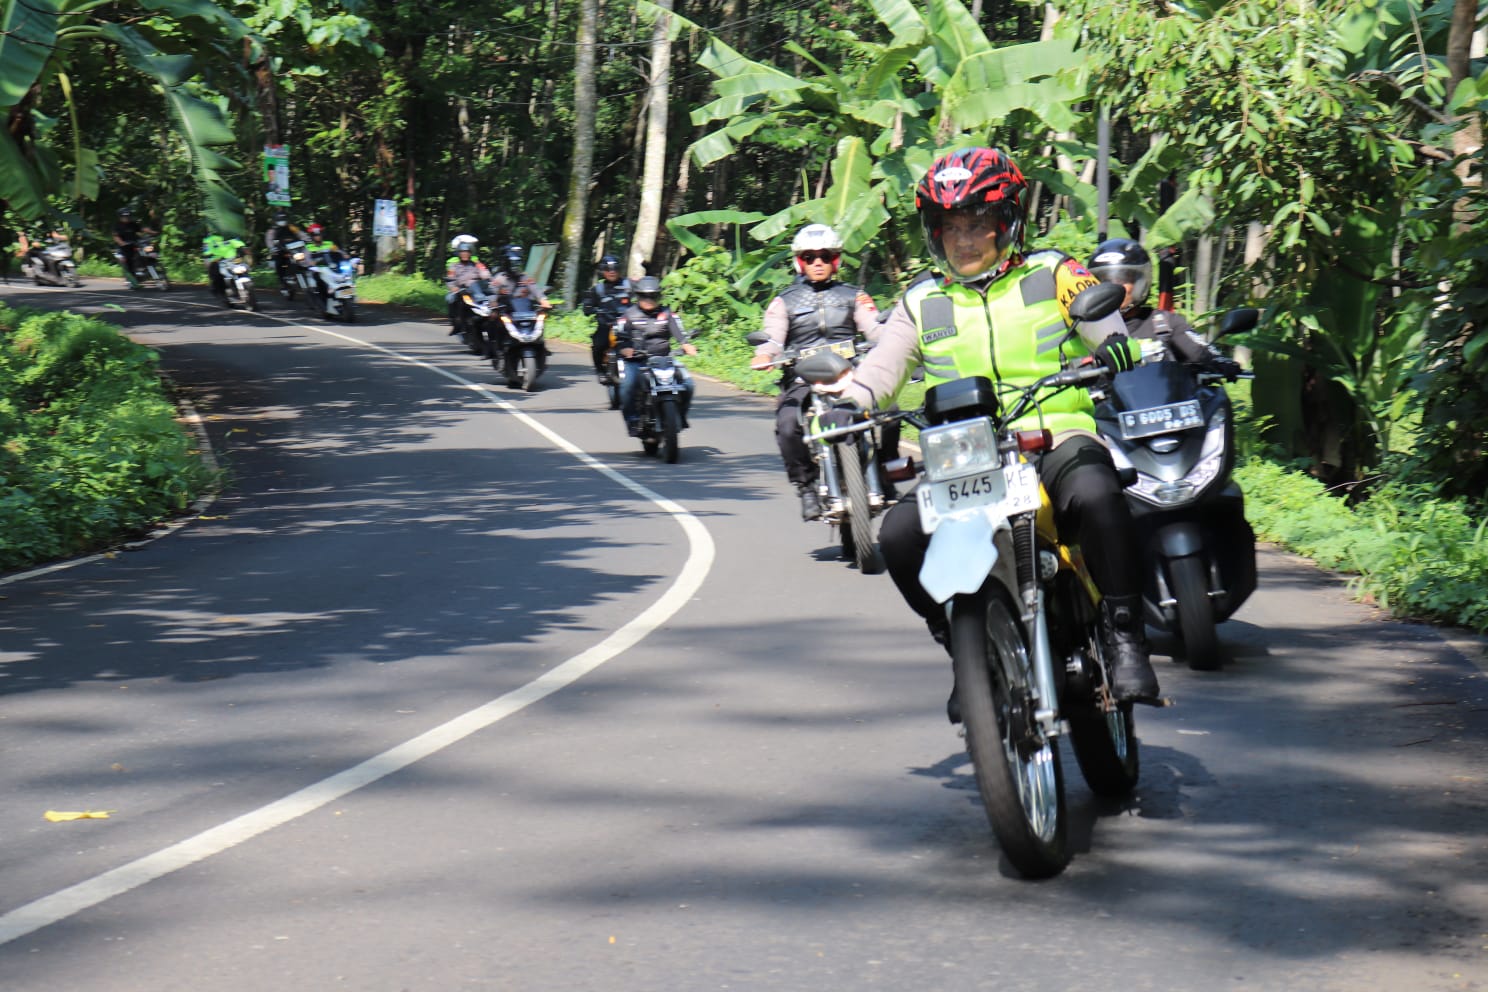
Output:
[526,243,559,296]
[263,145,290,207]
[373,199,399,237]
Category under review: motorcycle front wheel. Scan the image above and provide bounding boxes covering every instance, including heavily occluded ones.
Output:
[952,586,1070,878]
[149,266,169,291]
[659,400,681,463]
[838,441,882,574]
[522,353,540,392]
[1169,555,1221,670]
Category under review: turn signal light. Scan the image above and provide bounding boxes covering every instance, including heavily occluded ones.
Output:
[1015,429,1054,453]
[884,456,917,482]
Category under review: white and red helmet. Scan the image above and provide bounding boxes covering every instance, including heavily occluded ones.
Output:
[790,223,844,275]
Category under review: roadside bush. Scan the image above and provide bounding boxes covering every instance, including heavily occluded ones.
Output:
[1236,458,1488,633]
[0,303,216,572]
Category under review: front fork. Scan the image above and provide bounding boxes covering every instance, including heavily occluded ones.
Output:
[1014,513,1064,737]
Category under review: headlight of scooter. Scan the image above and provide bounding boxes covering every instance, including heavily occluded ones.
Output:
[1127,407,1228,507]
[920,417,999,483]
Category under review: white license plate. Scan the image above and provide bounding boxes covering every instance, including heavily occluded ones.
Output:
[917,462,1041,531]
[1119,400,1203,439]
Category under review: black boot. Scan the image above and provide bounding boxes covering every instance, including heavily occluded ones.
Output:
[797,485,822,521]
[926,618,960,723]
[1101,594,1160,703]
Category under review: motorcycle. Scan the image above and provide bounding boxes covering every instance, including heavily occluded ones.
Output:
[307,249,359,322]
[794,282,1139,878]
[451,286,497,357]
[494,296,548,391]
[115,238,169,290]
[628,352,689,463]
[1094,308,1260,671]
[215,244,258,312]
[273,239,314,300]
[748,331,893,574]
[20,235,81,287]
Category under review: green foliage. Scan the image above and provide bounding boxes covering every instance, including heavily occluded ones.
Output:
[0,302,217,571]
[1236,459,1488,634]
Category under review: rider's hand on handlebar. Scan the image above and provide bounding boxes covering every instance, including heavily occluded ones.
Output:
[682,343,698,357]
[1206,357,1243,381]
[819,402,863,430]
[620,347,635,358]
[750,349,775,370]
[1094,333,1139,374]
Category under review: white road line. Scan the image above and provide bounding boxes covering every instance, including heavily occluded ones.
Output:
[0,295,717,946]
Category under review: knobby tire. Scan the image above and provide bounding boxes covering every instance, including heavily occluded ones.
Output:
[952,587,1070,878]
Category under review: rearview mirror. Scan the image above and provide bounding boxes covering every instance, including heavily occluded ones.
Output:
[1067,282,1126,325]
[1217,307,1259,338]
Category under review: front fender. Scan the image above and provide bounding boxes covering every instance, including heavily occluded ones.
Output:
[919,511,1011,605]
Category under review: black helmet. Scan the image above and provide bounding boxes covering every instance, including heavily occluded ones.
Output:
[1087,238,1152,310]
[117,207,132,219]
[633,275,662,298]
[598,254,621,272]
[502,244,523,267]
[272,210,289,226]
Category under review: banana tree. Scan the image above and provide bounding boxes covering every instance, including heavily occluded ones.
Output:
[1,0,256,235]
[661,0,1106,292]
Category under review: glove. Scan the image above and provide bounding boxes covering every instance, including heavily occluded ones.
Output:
[1094,333,1138,374]
[819,402,864,431]
[1206,357,1243,381]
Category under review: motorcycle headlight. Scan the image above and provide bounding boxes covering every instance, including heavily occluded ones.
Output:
[230,263,249,275]
[652,367,676,383]
[1127,407,1227,507]
[920,417,1000,483]
[338,260,355,275]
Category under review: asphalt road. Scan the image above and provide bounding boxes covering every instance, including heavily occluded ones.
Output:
[2,280,1486,991]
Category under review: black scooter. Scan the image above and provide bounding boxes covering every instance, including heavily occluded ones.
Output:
[1094,308,1259,670]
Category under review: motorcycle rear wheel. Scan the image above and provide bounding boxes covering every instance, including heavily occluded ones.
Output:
[839,442,883,574]
[659,400,681,463]
[1170,555,1221,671]
[952,586,1070,879]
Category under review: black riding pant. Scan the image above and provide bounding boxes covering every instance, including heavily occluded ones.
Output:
[879,434,1140,621]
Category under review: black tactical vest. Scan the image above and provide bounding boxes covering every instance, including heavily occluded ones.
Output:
[780,280,860,350]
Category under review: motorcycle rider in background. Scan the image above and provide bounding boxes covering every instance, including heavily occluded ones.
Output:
[113,207,155,289]
[445,234,493,333]
[201,234,246,299]
[265,211,303,295]
[1086,238,1242,377]
[614,276,698,436]
[750,224,886,522]
[581,254,631,383]
[816,147,1161,707]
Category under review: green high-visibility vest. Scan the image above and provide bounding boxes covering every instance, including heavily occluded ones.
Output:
[910,251,1095,435]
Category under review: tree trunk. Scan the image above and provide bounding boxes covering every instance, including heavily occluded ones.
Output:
[629,0,674,279]
[1447,0,1484,226]
[559,0,599,308]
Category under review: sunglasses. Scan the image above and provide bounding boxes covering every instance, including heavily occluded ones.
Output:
[797,251,840,264]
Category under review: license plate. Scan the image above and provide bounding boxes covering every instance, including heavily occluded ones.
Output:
[917,462,1040,531]
[799,340,855,361]
[1119,400,1203,439]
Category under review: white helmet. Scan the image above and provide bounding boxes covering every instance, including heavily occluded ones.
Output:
[450,234,479,253]
[790,224,843,275]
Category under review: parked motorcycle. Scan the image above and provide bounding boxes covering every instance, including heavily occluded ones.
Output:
[748,331,893,574]
[795,283,1139,878]
[629,352,689,462]
[20,235,81,287]
[494,296,548,391]
[115,238,169,290]
[1094,308,1259,671]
